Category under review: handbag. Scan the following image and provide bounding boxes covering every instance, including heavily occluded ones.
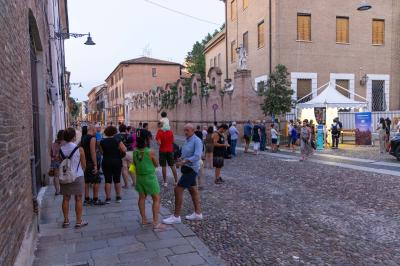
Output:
[48,168,55,177]
[128,163,136,175]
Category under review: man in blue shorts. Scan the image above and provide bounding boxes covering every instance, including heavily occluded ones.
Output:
[163,124,203,224]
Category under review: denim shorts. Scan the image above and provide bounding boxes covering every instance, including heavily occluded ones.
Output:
[178,166,197,189]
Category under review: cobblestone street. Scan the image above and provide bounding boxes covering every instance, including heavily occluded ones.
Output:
[159,147,400,265]
[34,185,225,266]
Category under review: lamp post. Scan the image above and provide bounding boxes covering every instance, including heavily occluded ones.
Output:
[357,1,372,11]
[69,82,83,88]
[52,32,96,45]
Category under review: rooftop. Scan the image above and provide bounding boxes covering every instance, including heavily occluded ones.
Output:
[120,56,181,66]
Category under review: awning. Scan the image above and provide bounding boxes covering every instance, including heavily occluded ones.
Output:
[297,82,368,109]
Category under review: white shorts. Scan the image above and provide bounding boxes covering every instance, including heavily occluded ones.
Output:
[253,142,260,151]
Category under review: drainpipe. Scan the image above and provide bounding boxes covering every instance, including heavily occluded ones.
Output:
[224,0,229,81]
[269,0,272,74]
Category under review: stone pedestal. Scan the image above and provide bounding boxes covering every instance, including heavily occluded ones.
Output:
[230,69,263,123]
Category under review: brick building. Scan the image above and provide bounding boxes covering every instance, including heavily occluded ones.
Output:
[211,0,400,112]
[0,1,69,265]
[105,57,182,124]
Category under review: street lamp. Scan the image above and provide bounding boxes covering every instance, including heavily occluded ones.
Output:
[357,1,372,11]
[52,32,96,45]
[69,82,83,88]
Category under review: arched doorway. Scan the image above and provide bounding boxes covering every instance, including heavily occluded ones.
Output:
[29,11,43,193]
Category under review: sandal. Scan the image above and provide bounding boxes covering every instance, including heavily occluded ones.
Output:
[74,220,88,228]
[62,221,70,228]
[153,223,167,231]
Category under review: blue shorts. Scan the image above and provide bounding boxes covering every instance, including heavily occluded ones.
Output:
[178,166,197,189]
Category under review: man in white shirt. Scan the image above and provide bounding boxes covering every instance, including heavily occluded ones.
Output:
[229,122,239,156]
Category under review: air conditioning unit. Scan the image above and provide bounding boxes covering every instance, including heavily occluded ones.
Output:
[49,86,58,103]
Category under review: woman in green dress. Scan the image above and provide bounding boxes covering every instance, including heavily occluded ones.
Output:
[133,133,166,230]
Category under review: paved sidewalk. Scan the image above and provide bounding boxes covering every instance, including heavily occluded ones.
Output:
[33,185,225,266]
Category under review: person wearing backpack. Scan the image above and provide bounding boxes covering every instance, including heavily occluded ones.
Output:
[59,128,87,229]
[331,118,340,149]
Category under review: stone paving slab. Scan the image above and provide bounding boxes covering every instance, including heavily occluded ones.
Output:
[33,184,226,266]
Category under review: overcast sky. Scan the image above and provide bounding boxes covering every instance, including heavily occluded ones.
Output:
[65,0,225,101]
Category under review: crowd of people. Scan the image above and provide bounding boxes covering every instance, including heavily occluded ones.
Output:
[50,111,399,229]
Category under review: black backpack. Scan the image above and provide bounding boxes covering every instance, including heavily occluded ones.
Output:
[331,124,339,135]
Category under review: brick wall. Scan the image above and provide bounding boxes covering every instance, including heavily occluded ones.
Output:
[0,0,53,265]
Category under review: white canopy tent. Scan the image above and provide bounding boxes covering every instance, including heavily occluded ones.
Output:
[297,82,368,109]
[296,82,368,145]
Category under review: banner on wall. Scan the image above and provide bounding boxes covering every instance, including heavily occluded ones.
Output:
[314,107,326,125]
[355,112,372,145]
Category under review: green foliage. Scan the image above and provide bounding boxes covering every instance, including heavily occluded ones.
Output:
[69,97,80,119]
[201,83,210,98]
[183,78,193,104]
[161,91,170,110]
[169,86,178,108]
[185,27,223,81]
[261,64,294,117]
[160,86,178,110]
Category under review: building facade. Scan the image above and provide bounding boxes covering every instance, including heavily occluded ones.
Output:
[96,84,108,125]
[204,28,227,85]
[0,0,69,265]
[105,57,182,124]
[212,0,400,111]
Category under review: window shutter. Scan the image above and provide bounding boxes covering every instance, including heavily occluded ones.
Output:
[372,19,384,45]
[297,14,311,41]
[336,17,349,43]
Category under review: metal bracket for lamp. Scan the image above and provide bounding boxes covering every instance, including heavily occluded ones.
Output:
[52,32,96,45]
[360,74,368,86]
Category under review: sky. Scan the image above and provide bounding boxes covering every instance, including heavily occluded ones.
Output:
[65,0,225,101]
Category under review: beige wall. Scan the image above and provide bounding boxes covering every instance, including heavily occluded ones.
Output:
[220,0,400,110]
[105,63,181,124]
[123,64,181,94]
[226,0,269,87]
[205,32,226,83]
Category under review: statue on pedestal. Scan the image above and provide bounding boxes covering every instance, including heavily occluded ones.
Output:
[237,44,248,70]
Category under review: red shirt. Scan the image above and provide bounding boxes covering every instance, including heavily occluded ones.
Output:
[156,130,174,153]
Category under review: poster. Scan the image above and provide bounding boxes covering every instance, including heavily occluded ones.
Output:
[316,124,325,150]
[355,112,372,145]
[314,107,326,125]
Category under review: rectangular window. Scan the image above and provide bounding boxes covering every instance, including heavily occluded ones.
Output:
[243,31,249,53]
[297,14,311,41]
[231,40,237,63]
[218,53,221,67]
[243,0,248,10]
[231,0,237,21]
[210,59,213,68]
[372,80,385,111]
[258,21,265,48]
[372,19,385,45]
[152,68,157,77]
[336,80,350,98]
[336,17,349,43]
[297,79,312,101]
[213,57,217,68]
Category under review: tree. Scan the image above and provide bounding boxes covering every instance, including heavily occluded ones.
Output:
[185,26,223,81]
[261,64,294,117]
[69,97,81,120]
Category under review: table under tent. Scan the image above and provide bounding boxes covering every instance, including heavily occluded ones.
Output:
[296,82,368,146]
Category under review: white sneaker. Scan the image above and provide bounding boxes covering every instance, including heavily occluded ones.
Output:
[162,215,181,224]
[163,182,168,187]
[185,213,203,221]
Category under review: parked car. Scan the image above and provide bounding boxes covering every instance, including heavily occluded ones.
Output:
[389,134,400,160]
